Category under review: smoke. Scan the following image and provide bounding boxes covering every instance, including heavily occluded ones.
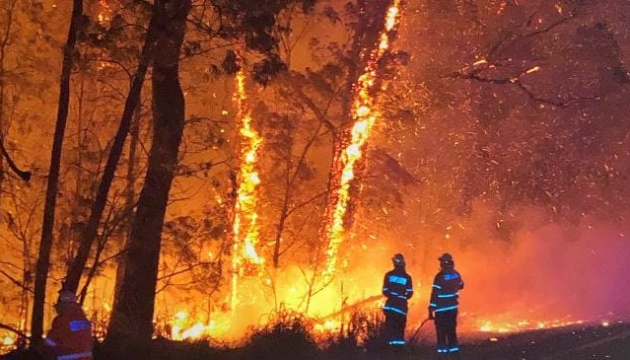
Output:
[446,205,630,332]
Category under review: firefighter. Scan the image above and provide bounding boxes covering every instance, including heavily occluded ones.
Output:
[40,290,93,360]
[428,253,464,359]
[382,253,413,347]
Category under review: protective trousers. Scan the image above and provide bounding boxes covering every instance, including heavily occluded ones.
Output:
[434,309,459,356]
[383,309,406,346]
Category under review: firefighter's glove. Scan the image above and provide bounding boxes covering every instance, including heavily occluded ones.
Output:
[428,307,435,320]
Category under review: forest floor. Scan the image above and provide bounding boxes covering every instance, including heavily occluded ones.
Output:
[407,321,630,360]
[2,320,629,359]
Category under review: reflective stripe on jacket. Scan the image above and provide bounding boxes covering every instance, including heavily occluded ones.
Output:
[382,268,413,315]
[57,351,93,360]
[429,270,464,312]
[46,309,93,360]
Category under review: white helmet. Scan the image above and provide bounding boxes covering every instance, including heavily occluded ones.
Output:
[392,253,405,266]
[57,290,77,304]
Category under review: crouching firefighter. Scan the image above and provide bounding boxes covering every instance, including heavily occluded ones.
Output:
[428,253,464,359]
[40,290,93,360]
[382,253,413,347]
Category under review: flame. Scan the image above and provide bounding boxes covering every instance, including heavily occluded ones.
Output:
[231,67,265,307]
[476,318,585,333]
[169,311,222,341]
[322,0,404,280]
[313,319,341,334]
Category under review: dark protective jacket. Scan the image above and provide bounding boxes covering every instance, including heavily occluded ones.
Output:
[382,267,413,316]
[45,309,93,360]
[429,268,464,313]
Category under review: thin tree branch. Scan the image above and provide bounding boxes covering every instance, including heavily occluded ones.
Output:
[0,138,31,181]
[0,323,27,339]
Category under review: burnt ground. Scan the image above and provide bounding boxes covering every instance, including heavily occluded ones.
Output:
[399,321,630,360]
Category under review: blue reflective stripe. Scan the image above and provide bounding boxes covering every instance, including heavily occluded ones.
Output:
[443,273,460,281]
[69,320,90,332]
[392,292,406,298]
[437,292,458,298]
[449,347,460,352]
[435,305,458,312]
[389,340,406,346]
[388,291,408,300]
[432,284,442,289]
[57,352,92,360]
[383,305,407,315]
[388,275,408,285]
[429,303,437,307]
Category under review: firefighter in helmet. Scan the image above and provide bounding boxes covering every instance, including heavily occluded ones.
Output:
[40,290,93,360]
[382,253,413,347]
[428,253,464,358]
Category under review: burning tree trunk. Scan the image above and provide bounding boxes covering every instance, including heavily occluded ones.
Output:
[30,0,83,342]
[105,0,190,356]
[320,0,404,280]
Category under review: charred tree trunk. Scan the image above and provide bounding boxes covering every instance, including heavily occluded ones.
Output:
[63,6,160,295]
[104,0,190,357]
[30,0,83,342]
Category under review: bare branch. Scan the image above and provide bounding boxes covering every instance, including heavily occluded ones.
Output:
[0,268,33,293]
[0,322,27,339]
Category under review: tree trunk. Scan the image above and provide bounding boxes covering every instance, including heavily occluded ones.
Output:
[112,92,141,305]
[30,0,83,342]
[63,6,160,295]
[104,1,190,357]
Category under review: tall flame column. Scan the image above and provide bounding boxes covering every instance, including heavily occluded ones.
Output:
[322,1,404,281]
[230,67,265,309]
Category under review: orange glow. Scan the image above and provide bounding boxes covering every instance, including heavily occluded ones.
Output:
[475,317,585,334]
[2,336,14,346]
[231,67,265,307]
[98,0,112,25]
[313,319,341,334]
[322,0,404,280]
[168,311,226,341]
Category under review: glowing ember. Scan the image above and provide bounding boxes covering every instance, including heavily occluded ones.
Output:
[2,336,14,346]
[231,66,265,307]
[526,66,541,74]
[322,0,404,280]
